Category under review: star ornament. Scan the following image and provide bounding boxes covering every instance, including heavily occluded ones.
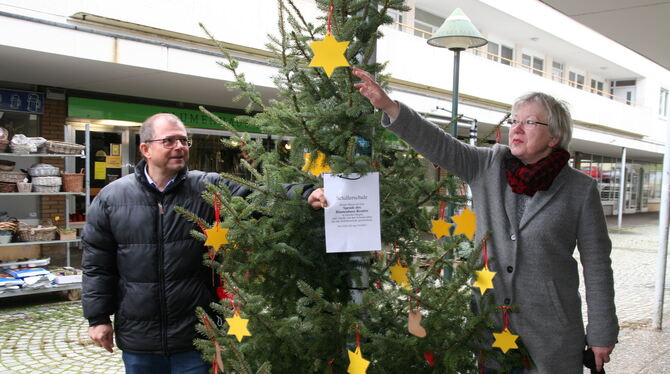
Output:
[430,219,452,239]
[492,328,519,353]
[347,346,370,374]
[472,266,496,295]
[451,207,476,240]
[389,263,410,290]
[308,33,350,77]
[302,152,331,176]
[226,312,251,342]
[204,223,229,252]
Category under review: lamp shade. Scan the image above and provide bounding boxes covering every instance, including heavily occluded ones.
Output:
[427,8,487,50]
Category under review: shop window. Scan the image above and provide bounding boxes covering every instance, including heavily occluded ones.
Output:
[0,111,39,139]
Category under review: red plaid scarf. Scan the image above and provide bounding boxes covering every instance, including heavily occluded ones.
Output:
[504,148,570,196]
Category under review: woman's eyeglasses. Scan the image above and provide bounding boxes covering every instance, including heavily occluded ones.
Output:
[145,136,193,148]
[506,119,549,129]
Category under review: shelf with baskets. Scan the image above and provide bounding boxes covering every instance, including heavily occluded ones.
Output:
[0,125,91,299]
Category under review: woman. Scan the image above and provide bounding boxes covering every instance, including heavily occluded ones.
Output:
[352,68,618,373]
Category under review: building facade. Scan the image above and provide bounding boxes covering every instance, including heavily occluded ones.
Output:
[0,0,668,229]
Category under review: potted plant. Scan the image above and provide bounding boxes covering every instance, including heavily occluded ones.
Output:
[54,216,77,240]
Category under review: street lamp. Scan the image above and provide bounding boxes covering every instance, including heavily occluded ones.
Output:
[427,9,486,279]
[427,8,487,137]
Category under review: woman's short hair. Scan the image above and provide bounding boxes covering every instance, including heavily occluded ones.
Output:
[139,113,184,143]
[512,92,572,150]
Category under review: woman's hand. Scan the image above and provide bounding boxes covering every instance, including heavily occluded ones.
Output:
[352,68,400,121]
[590,345,614,371]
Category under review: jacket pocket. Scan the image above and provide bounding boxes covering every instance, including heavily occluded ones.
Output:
[545,280,569,327]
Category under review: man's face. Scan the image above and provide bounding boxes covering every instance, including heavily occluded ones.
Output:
[140,117,189,175]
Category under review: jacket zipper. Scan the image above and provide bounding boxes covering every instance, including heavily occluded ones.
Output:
[157,199,168,354]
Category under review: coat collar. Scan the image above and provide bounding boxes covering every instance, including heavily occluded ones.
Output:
[517,164,570,230]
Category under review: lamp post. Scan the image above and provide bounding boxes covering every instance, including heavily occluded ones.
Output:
[427,9,487,278]
[427,8,487,138]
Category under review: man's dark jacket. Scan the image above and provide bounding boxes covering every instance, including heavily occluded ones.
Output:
[82,160,313,354]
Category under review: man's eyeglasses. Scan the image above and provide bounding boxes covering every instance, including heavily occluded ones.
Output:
[506,119,550,129]
[145,136,193,148]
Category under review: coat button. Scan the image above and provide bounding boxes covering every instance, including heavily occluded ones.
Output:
[504,298,511,305]
[507,266,514,273]
[510,234,516,241]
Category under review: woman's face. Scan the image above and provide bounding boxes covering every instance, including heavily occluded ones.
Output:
[508,101,560,164]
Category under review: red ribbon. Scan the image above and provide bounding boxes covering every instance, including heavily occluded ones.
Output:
[495,126,501,144]
[478,350,485,374]
[439,202,446,219]
[499,306,511,329]
[214,194,221,226]
[355,324,361,348]
[327,1,334,34]
[482,238,489,269]
[424,351,436,367]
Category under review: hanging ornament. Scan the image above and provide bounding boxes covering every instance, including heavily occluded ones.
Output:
[408,295,427,338]
[308,2,350,77]
[492,307,519,353]
[389,260,410,290]
[451,206,476,240]
[200,194,230,253]
[472,240,496,295]
[430,203,452,239]
[347,325,370,374]
[424,351,436,367]
[226,300,251,342]
[302,152,331,176]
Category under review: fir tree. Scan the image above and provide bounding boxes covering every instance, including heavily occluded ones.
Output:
[177,0,529,372]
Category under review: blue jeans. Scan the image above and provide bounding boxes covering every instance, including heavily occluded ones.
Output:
[122,350,209,374]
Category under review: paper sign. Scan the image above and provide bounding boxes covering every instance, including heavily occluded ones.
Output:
[106,155,122,168]
[323,172,381,253]
[94,162,106,180]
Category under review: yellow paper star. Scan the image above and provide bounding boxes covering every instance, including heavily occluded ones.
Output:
[204,224,229,252]
[347,346,370,374]
[430,219,452,239]
[308,33,350,77]
[472,266,496,295]
[302,152,331,176]
[451,207,476,240]
[492,328,519,353]
[226,312,251,342]
[389,262,410,290]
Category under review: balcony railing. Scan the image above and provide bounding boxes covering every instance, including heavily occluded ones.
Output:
[391,21,635,106]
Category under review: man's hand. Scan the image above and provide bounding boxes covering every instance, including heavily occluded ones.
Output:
[590,345,614,372]
[308,188,328,209]
[352,67,400,121]
[89,324,114,353]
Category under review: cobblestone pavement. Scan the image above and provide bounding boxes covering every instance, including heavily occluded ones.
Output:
[0,299,123,373]
[0,214,669,373]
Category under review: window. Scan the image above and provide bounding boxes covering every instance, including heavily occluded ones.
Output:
[414,8,443,39]
[386,8,403,31]
[660,88,669,117]
[487,42,499,62]
[552,61,564,82]
[500,45,513,66]
[569,71,585,89]
[591,79,604,95]
[522,54,543,76]
[413,19,437,39]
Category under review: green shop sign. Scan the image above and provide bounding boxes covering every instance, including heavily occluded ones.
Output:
[68,97,262,133]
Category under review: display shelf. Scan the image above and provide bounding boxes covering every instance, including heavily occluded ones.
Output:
[0,257,50,269]
[0,152,85,158]
[0,124,90,299]
[0,192,85,196]
[0,239,81,248]
[0,283,81,299]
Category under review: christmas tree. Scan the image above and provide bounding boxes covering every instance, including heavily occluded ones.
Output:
[177,0,529,372]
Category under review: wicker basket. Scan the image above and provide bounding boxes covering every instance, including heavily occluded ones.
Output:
[28,163,60,177]
[0,170,27,183]
[32,176,62,192]
[45,141,85,155]
[0,159,14,171]
[0,182,17,192]
[62,170,84,192]
[0,220,18,233]
[17,224,57,242]
[0,139,8,153]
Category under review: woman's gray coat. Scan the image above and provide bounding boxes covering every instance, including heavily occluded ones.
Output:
[384,103,618,373]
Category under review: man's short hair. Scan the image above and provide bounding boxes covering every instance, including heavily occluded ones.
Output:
[139,113,185,143]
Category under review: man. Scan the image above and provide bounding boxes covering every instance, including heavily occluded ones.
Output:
[83,113,327,373]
